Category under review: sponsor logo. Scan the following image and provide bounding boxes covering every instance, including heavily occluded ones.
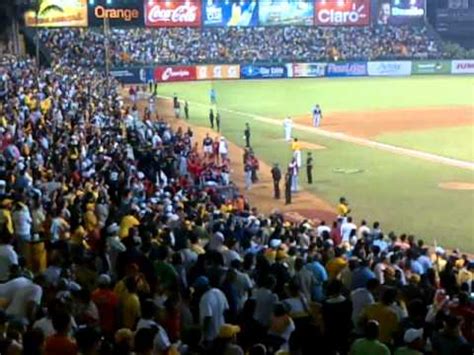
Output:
[456,62,474,70]
[367,61,412,76]
[452,60,474,74]
[154,66,196,82]
[327,62,366,76]
[196,65,240,80]
[93,6,140,22]
[145,2,200,27]
[315,0,370,26]
[288,63,326,78]
[241,65,287,79]
[392,7,424,17]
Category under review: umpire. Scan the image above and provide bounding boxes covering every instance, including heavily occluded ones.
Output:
[271,163,282,199]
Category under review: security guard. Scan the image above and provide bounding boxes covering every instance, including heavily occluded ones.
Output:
[306,152,313,184]
[271,163,282,199]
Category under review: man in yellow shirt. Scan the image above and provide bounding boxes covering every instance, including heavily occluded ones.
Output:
[0,199,13,235]
[337,197,351,218]
[120,277,141,329]
[326,247,348,280]
[119,208,140,239]
[360,287,400,345]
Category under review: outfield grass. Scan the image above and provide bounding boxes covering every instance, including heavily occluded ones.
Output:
[377,126,474,162]
[158,77,474,251]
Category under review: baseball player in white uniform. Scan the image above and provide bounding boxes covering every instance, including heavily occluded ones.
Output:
[283,116,293,141]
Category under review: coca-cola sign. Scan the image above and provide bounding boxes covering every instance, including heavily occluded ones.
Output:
[314,0,370,26]
[145,0,201,27]
[154,66,197,82]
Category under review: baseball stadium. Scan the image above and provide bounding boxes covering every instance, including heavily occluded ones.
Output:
[0,0,473,354]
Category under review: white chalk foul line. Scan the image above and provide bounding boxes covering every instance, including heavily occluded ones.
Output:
[159,96,474,171]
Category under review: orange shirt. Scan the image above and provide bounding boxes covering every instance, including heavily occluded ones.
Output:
[44,334,78,355]
[92,288,119,335]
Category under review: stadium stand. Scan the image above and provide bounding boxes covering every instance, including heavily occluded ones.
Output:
[37,25,463,67]
[0,52,472,355]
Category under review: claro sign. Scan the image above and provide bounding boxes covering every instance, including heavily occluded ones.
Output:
[314,0,370,26]
[88,0,143,26]
[145,0,201,27]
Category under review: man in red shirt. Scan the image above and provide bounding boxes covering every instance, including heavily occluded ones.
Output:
[44,311,78,355]
[91,274,119,337]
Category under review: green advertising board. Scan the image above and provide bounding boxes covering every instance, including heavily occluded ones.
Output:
[412,60,451,75]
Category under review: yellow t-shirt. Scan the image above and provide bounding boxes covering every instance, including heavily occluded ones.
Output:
[121,291,141,330]
[0,209,13,235]
[337,203,350,217]
[291,141,301,151]
[362,303,399,344]
[119,215,140,239]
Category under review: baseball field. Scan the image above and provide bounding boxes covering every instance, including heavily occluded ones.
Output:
[155,76,474,251]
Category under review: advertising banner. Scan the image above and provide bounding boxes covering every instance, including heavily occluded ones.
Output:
[110,68,153,84]
[196,65,240,80]
[451,60,474,74]
[259,0,313,26]
[24,0,88,27]
[154,66,197,82]
[88,0,144,27]
[367,61,412,76]
[286,63,326,78]
[326,62,367,77]
[412,61,451,75]
[202,0,258,27]
[376,0,425,25]
[314,0,370,26]
[240,65,287,79]
[145,0,201,27]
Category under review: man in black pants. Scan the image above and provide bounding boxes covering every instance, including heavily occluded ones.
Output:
[271,163,282,199]
[306,152,313,184]
[216,112,221,132]
[285,170,292,205]
[209,109,214,129]
[184,101,189,120]
[244,122,251,148]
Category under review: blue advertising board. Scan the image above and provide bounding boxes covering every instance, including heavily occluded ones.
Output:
[202,0,258,27]
[110,68,153,84]
[258,0,313,26]
[240,64,287,79]
[326,62,367,77]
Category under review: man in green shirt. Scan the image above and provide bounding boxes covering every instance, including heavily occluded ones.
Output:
[350,320,391,355]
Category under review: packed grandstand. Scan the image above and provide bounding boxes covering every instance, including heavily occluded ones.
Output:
[0,0,472,354]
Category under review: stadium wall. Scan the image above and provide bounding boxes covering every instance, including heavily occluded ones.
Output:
[110,59,474,84]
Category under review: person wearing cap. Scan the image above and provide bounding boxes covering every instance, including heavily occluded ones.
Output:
[209,323,243,355]
[394,328,424,355]
[91,274,119,337]
[349,320,390,355]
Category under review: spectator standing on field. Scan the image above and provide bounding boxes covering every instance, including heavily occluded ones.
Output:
[244,123,251,148]
[271,163,281,199]
[209,109,215,129]
[184,101,189,120]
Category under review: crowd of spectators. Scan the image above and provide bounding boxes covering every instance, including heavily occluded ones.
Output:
[0,52,472,355]
[37,25,455,67]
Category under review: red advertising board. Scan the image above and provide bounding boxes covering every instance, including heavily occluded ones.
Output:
[145,0,201,27]
[154,66,197,82]
[314,0,370,26]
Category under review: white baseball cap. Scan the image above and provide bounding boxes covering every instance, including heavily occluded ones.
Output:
[404,328,423,344]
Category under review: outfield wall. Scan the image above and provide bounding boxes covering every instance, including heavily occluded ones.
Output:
[111,59,474,84]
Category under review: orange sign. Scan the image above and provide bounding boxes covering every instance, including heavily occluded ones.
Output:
[196,65,240,80]
[24,0,88,27]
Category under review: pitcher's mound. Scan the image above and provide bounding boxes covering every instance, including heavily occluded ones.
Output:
[439,182,474,190]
